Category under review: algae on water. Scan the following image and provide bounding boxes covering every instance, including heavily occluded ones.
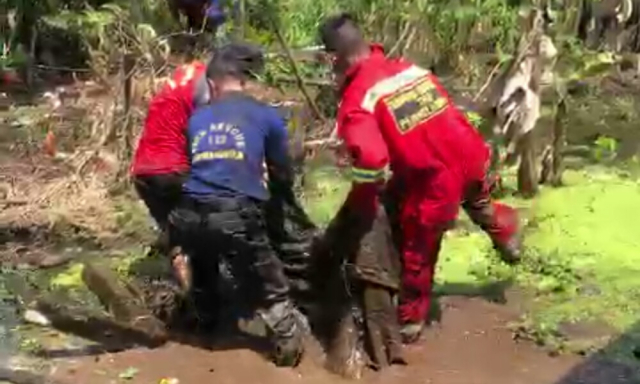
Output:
[436,167,640,355]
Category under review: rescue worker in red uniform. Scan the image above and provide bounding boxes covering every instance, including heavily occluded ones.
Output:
[130,59,212,253]
[318,14,522,343]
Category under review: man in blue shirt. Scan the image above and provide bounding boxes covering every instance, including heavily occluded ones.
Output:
[168,43,305,367]
[168,0,234,34]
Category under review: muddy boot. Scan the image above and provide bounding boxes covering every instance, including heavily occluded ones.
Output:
[400,321,424,344]
[189,286,220,333]
[487,172,504,196]
[494,236,523,265]
[259,301,306,367]
[273,329,305,367]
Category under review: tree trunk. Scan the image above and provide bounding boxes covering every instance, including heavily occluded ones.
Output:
[517,131,538,198]
[122,53,136,159]
[235,0,246,40]
[550,97,567,186]
[26,25,36,91]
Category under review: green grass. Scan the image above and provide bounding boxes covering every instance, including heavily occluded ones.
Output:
[301,164,351,225]
[517,168,640,326]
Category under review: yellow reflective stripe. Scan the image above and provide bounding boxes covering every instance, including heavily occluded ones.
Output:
[360,65,430,113]
[351,166,386,182]
[167,79,177,89]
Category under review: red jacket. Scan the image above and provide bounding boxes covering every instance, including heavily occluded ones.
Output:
[131,61,208,176]
[336,45,490,219]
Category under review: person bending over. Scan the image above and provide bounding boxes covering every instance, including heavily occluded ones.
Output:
[168,42,305,367]
[318,13,523,344]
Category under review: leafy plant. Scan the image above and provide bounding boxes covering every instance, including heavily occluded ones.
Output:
[18,337,44,355]
[592,135,619,162]
[42,4,170,81]
[118,367,139,380]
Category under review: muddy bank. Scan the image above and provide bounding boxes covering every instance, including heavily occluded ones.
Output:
[0,280,21,361]
[48,296,622,384]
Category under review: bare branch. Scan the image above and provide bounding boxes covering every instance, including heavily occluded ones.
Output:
[388,22,413,57]
[272,22,327,123]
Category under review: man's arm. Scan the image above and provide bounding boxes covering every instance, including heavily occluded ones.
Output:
[336,107,390,228]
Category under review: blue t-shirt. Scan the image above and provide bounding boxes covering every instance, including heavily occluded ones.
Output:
[184,92,290,201]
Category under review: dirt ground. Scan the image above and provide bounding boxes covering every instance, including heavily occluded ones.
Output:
[48,296,635,384]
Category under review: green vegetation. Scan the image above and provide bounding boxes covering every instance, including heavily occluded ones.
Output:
[48,263,85,291]
[4,0,640,370]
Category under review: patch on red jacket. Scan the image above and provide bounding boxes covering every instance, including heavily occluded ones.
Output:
[383,76,448,134]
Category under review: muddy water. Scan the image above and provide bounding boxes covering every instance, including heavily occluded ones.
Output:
[0,280,20,363]
[0,250,110,373]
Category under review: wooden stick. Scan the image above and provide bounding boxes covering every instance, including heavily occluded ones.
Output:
[388,22,413,57]
[122,53,136,160]
[272,23,327,123]
[473,60,503,102]
[274,76,332,87]
[400,27,418,56]
[304,138,340,148]
[0,199,28,206]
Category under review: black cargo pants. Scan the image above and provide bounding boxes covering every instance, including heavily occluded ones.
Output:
[133,172,187,254]
[168,194,300,339]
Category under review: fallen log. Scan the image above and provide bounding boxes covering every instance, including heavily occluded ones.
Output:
[0,367,64,384]
[34,299,166,350]
[81,262,168,344]
[2,271,163,358]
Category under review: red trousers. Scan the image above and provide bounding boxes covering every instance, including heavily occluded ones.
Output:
[389,171,519,324]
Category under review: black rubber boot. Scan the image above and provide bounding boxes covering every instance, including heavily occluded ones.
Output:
[260,301,307,367]
[494,236,523,265]
[400,321,424,344]
[273,328,305,367]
